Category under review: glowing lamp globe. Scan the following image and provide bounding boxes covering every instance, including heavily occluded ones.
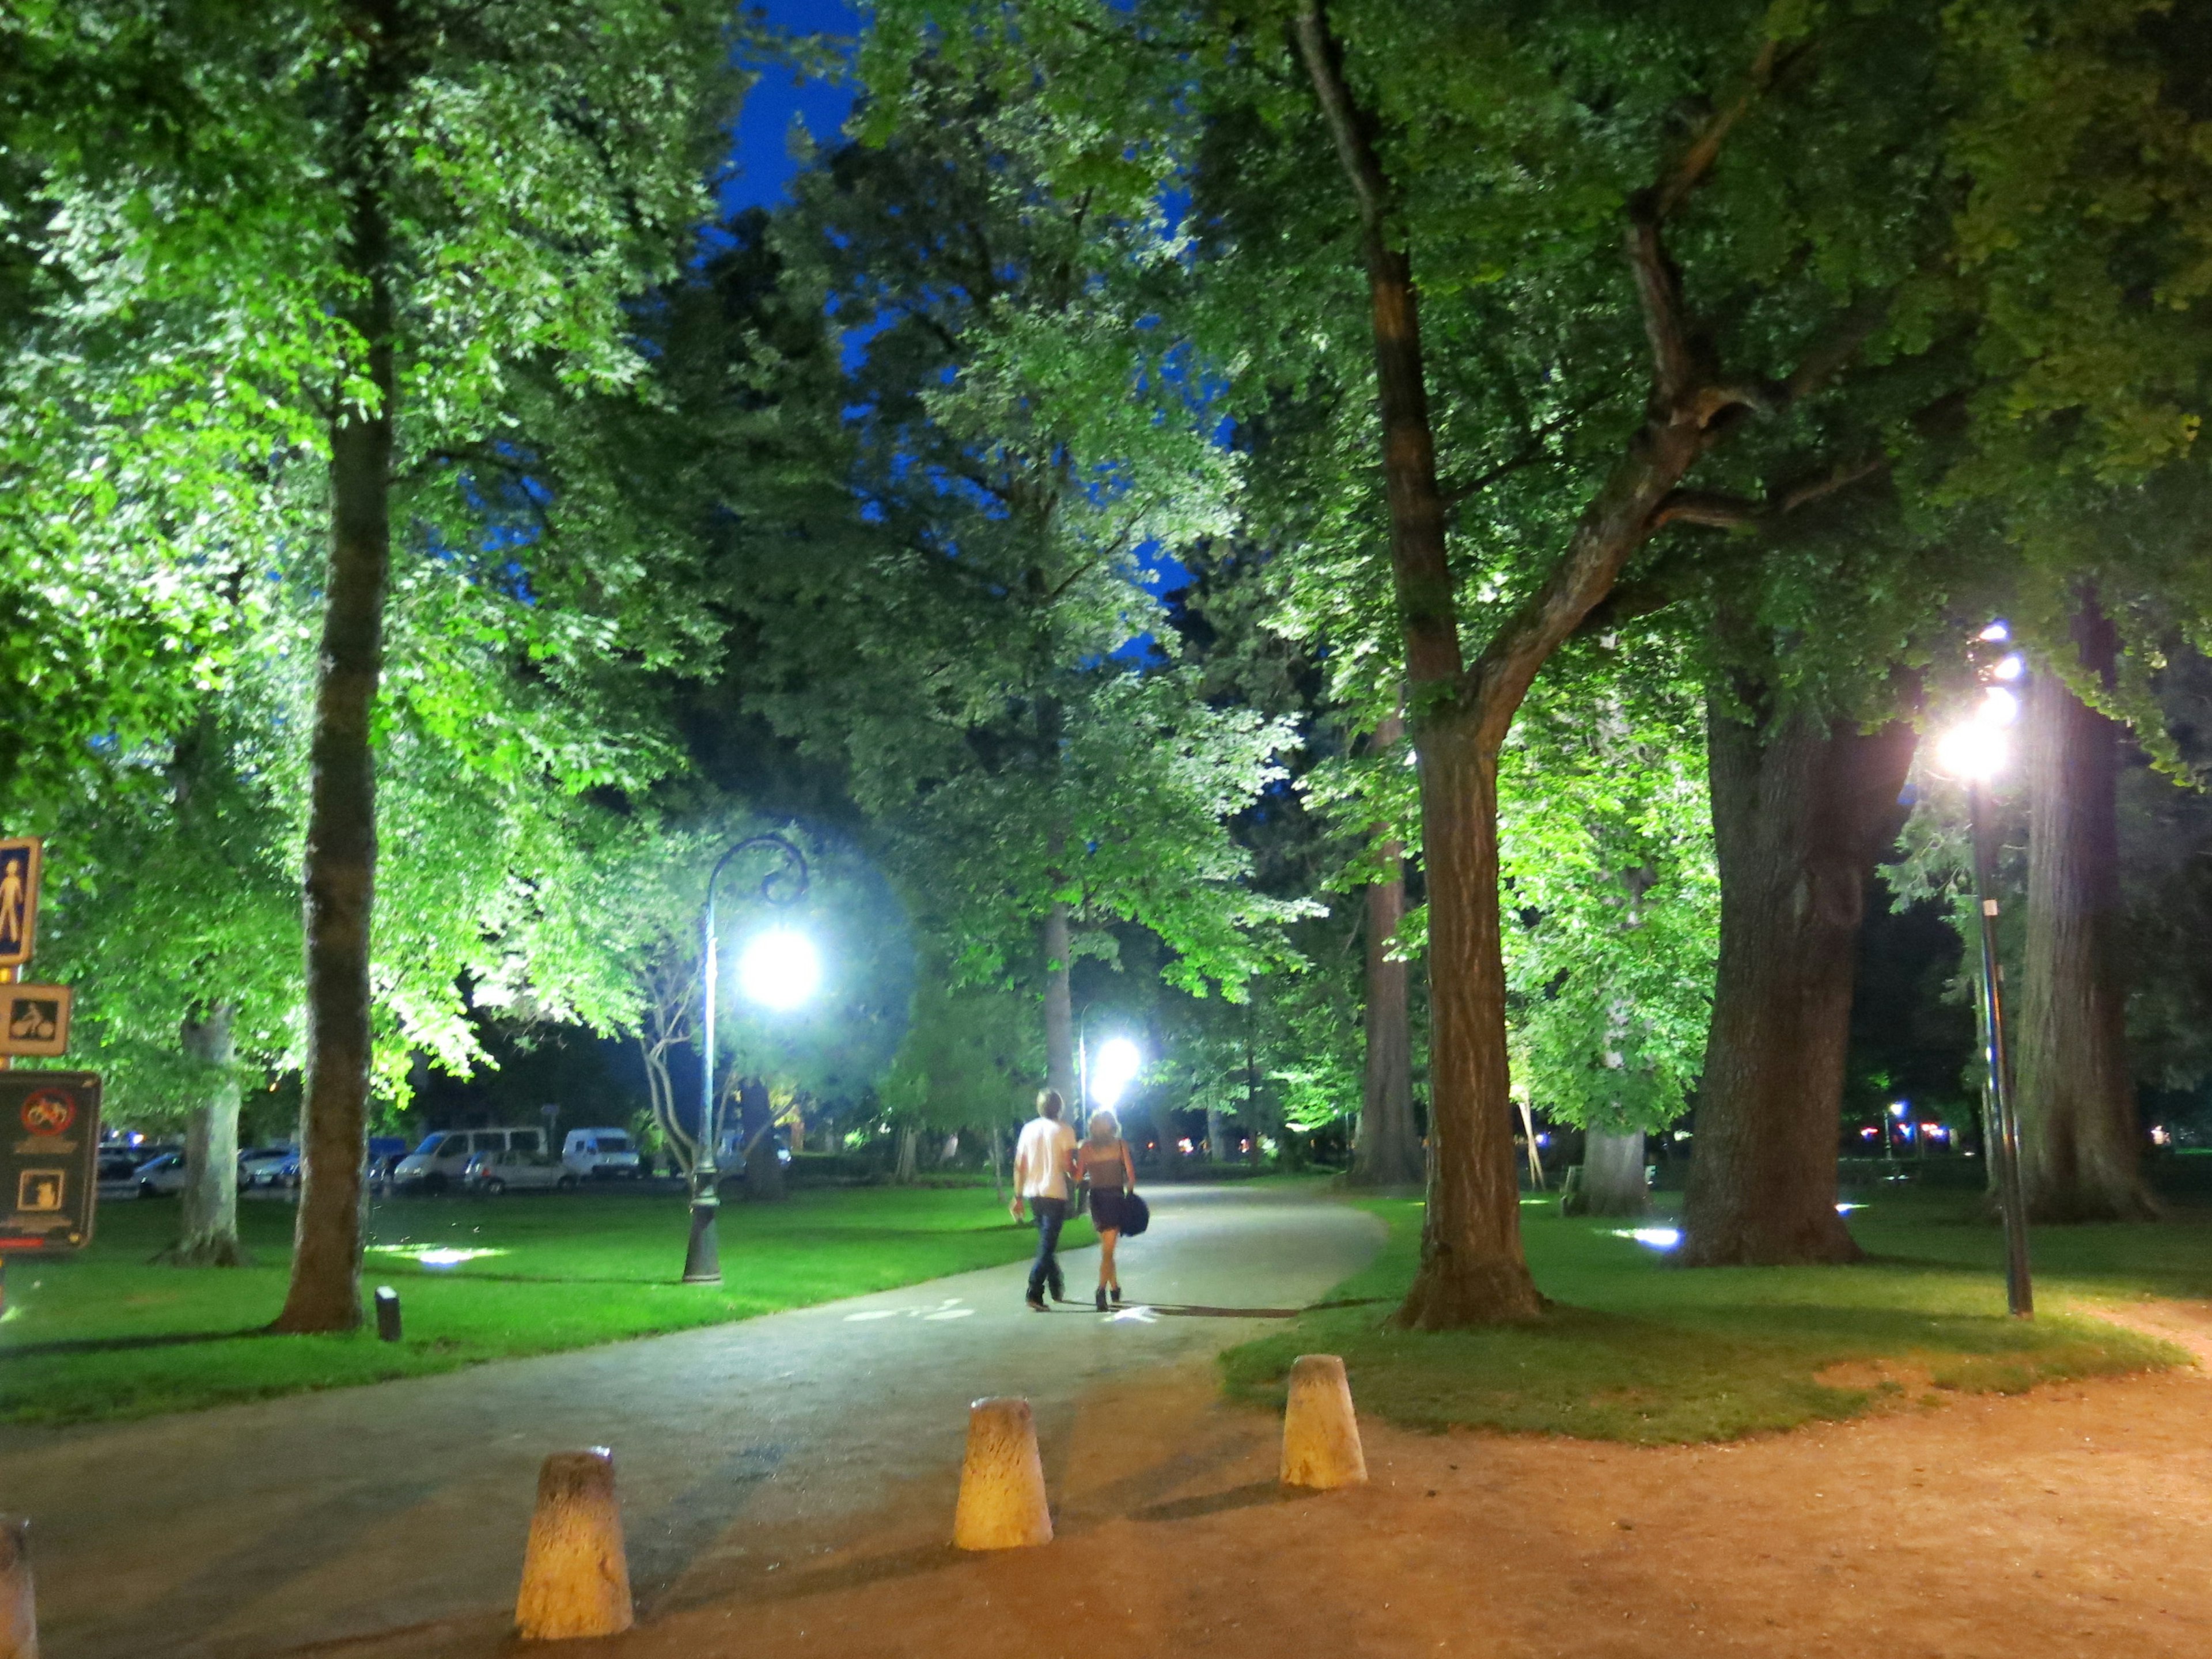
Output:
[737,930,821,1010]
[1090,1036,1143,1109]
[1936,722,2008,782]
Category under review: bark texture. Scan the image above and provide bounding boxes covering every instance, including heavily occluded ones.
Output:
[273,84,394,1330]
[1205,1105,1230,1162]
[1575,1129,1649,1218]
[1293,5,1835,1324]
[160,1006,247,1267]
[1679,703,1916,1266]
[1042,903,1075,1107]
[1351,717,1425,1188]
[893,1123,919,1184]
[2017,603,2154,1221]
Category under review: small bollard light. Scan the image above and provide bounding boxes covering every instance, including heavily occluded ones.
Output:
[374,1286,402,1343]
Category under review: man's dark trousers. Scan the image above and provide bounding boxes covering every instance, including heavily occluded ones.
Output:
[1027,1196,1069,1301]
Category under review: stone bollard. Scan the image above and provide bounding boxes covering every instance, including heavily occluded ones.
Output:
[514,1449,634,1642]
[1279,1354,1367,1490]
[0,1515,35,1659]
[952,1396,1053,1550]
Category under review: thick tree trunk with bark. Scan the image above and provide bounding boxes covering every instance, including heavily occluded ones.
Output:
[1393,715,1544,1323]
[1574,1128,1649,1218]
[893,1123,919,1184]
[1294,3,1829,1324]
[1203,1104,1228,1161]
[273,177,393,1333]
[1351,859,1423,1186]
[1679,702,1915,1266]
[1042,903,1075,1107]
[160,1005,247,1267]
[2017,603,2154,1221]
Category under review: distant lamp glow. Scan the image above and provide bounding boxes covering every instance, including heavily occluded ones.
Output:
[1978,621,2011,643]
[737,930,821,1010]
[1936,721,2008,781]
[1993,653,2026,681]
[1980,685,2021,725]
[1889,1101,1907,1118]
[1090,1036,1143,1109]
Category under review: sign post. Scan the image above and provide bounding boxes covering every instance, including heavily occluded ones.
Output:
[0,837,95,1314]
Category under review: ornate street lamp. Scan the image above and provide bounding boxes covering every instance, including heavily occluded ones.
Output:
[683,834,810,1286]
[1936,631,2033,1318]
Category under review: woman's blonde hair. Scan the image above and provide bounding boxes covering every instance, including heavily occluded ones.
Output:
[1087,1108,1120,1142]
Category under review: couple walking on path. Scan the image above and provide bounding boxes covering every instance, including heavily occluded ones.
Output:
[1009,1088,1138,1312]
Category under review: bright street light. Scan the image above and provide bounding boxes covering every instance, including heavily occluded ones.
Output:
[738,930,821,1010]
[685,834,810,1287]
[1090,1036,1142,1110]
[1942,626,2034,1318]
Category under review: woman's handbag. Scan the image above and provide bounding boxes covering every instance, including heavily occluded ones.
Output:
[1119,1190,1150,1238]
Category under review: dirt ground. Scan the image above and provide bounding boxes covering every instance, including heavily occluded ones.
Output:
[328,1301,2212,1659]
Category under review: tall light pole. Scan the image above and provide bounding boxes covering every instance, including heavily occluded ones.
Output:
[1938,644,2033,1319]
[684,834,810,1287]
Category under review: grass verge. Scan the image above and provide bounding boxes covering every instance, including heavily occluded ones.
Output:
[0,1184,1089,1426]
[1222,1189,2190,1444]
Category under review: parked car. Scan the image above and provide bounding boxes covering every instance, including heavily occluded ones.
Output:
[135,1151,190,1198]
[392,1126,548,1194]
[366,1135,410,1184]
[97,1151,145,1202]
[238,1145,301,1188]
[463,1148,576,1195]
[562,1127,642,1180]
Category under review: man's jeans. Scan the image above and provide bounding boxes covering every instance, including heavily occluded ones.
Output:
[1027,1196,1069,1301]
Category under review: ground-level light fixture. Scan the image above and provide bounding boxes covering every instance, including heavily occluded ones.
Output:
[1936,637,2033,1317]
[685,834,812,1287]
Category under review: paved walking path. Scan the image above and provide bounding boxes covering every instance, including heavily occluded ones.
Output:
[0,1183,1381,1659]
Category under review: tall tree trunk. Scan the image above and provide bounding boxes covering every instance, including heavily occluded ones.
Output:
[1679,702,1915,1266]
[987,1120,1005,1205]
[893,1123,919,1184]
[1294,4,1802,1326]
[2017,601,2154,1221]
[1575,1128,1649,1218]
[1395,715,1545,1323]
[1042,902,1075,1107]
[738,1078,784,1202]
[1351,845,1423,1187]
[1204,1104,1228,1162]
[273,119,393,1332]
[160,1005,247,1267]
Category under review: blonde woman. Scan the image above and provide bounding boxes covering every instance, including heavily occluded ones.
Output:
[1077,1108,1138,1310]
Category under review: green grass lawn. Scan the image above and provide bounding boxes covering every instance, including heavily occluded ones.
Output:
[0,1184,1090,1427]
[1222,1188,2196,1445]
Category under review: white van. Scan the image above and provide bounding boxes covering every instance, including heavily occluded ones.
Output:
[393,1126,546,1193]
[562,1127,642,1180]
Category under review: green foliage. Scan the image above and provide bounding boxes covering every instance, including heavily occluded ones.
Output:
[1499,637,1719,1135]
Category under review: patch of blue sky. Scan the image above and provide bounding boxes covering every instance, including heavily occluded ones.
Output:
[719,0,861,218]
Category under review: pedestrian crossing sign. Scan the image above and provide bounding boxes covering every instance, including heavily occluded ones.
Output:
[0,838,40,968]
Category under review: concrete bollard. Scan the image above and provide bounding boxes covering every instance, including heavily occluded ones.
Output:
[514,1449,634,1641]
[0,1515,36,1659]
[1279,1354,1367,1490]
[952,1396,1053,1550]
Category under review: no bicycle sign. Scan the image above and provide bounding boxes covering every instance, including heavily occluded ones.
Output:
[0,1071,101,1253]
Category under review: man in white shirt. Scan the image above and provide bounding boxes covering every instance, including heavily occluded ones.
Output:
[1010,1088,1078,1312]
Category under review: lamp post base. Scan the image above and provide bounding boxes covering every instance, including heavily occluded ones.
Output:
[681,1200,722,1285]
